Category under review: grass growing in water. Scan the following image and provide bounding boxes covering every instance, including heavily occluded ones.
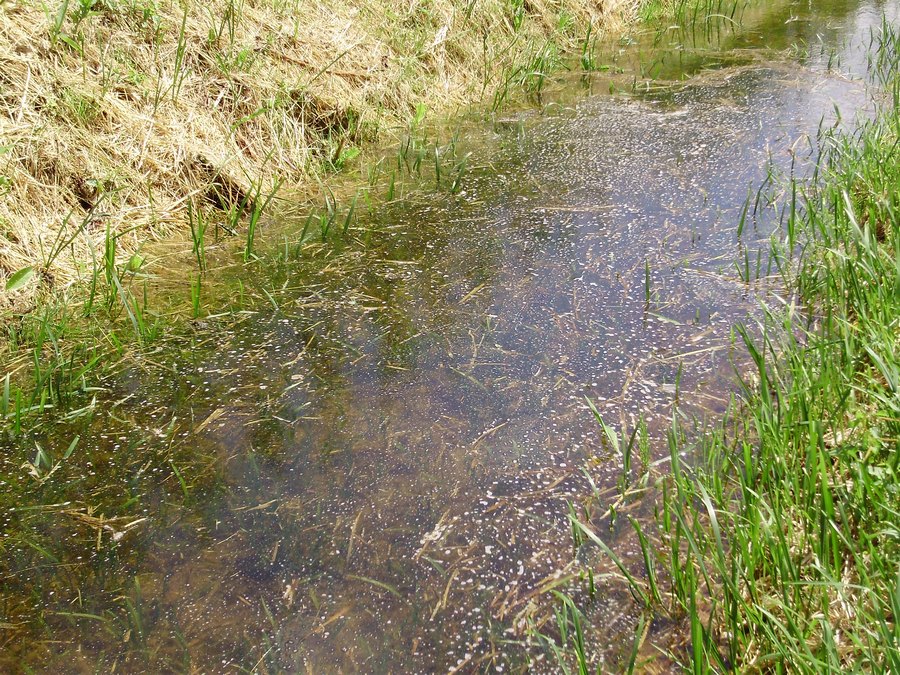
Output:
[0,0,647,427]
[562,16,900,672]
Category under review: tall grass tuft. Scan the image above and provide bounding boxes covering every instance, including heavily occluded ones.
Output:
[686,24,900,668]
[566,15,900,672]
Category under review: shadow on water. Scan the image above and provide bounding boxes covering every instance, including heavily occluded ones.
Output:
[2,0,898,671]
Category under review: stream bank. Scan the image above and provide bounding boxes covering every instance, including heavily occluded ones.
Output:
[2,0,898,671]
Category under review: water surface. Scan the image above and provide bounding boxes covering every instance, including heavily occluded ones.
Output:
[2,1,897,671]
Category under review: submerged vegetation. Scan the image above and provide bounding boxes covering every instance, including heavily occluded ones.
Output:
[557,15,900,672]
[0,0,658,432]
[2,0,898,671]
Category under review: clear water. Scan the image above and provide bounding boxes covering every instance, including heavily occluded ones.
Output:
[2,1,897,671]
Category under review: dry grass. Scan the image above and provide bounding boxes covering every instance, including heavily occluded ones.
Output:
[0,0,639,313]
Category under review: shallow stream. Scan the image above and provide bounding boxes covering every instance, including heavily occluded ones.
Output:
[2,1,898,671]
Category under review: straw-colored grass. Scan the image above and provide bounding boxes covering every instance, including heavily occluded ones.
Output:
[0,0,639,313]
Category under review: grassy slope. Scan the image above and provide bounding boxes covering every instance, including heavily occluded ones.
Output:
[0,0,638,314]
[691,22,899,670]
[568,17,900,673]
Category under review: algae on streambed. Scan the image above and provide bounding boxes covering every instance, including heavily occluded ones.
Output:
[1,0,892,671]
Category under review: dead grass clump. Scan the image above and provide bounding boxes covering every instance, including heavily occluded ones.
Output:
[0,0,640,315]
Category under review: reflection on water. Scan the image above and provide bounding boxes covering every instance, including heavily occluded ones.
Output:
[2,0,897,671]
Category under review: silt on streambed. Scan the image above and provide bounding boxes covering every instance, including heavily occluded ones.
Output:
[1,0,896,671]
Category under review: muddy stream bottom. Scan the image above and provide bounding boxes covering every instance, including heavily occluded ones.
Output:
[2,1,897,672]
